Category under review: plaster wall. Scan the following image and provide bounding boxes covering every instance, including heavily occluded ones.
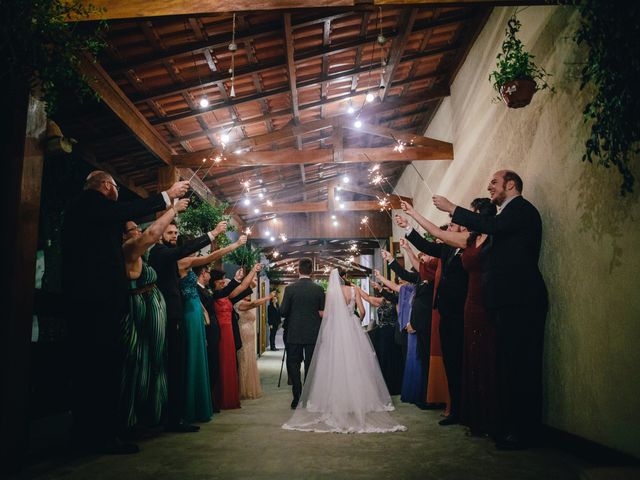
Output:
[394,6,640,457]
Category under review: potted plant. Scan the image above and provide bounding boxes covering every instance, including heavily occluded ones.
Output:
[489,14,553,108]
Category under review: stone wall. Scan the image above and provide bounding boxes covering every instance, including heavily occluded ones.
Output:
[394,6,640,457]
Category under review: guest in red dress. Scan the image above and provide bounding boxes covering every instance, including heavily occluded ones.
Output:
[210,263,262,410]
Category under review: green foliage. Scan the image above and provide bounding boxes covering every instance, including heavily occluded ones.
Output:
[489,14,553,99]
[316,279,329,292]
[2,0,107,114]
[177,197,233,248]
[263,265,284,283]
[423,231,436,243]
[225,244,261,269]
[575,0,640,195]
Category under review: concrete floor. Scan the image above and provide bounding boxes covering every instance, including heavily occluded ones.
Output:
[16,350,607,480]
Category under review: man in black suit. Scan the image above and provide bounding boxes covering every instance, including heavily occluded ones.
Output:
[396,214,468,426]
[148,220,228,432]
[280,258,325,409]
[433,170,548,449]
[62,171,189,454]
[267,295,281,351]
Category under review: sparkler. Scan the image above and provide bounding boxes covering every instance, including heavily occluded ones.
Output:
[409,162,434,196]
[360,215,381,243]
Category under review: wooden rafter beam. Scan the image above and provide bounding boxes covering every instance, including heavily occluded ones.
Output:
[379,8,418,101]
[285,13,301,121]
[71,1,356,21]
[232,197,408,215]
[172,144,452,168]
[77,54,174,165]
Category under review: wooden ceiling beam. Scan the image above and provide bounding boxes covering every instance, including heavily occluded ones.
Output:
[380,8,419,101]
[77,54,174,166]
[232,197,406,215]
[173,144,451,168]
[72,1,356,21]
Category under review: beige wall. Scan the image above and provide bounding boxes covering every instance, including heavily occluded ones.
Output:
[394,6,640,457]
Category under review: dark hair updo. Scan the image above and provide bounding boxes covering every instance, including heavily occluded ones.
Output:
[467,197,497,247]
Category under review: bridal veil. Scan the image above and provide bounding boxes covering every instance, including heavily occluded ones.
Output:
[282,269,406,433]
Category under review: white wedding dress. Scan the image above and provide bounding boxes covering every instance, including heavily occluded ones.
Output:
[282,269,406,433]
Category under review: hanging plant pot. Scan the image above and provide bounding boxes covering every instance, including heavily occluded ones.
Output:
[499,79,537,108]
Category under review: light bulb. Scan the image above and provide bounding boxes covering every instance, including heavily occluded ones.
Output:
[258,192,264,199]
[354,119,362,128]
[339,203,345,209]
[347,105,355,114]
[234,149,242,154]
[366,92,375,103]
[221,133,230,143]
[333,220,339,227]
[264,230,270,236]
[199,97,209,108]
[342,176,350,183]
[331,215,336,220]
[270,236,275,242]
[254,208,260,214]
[335,195,340,202]
[243,198,250,206]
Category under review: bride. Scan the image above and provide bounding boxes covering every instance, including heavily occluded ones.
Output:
[282,268,406,433]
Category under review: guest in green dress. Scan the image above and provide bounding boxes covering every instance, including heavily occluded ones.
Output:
[120,198,188,429]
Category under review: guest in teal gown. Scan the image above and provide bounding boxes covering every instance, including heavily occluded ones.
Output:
[179,269,213,423]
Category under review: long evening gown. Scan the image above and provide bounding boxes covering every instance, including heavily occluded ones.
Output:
[424,257,450,407]
[121,261,167,428]
[236,305,262,399]
[372,300,404,395]
[398,284,426,404]
[460,241,497,435]
[213,297,241,409]
[180,270,213,423]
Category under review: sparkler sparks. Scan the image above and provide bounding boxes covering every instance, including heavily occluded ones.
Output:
[279,233,288,242]
[393,140,406,153]
[360,216,369,225]
[371,174,384,185]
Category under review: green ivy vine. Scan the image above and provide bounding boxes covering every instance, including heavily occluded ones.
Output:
[575,0,640,195]
[2,0,107,114]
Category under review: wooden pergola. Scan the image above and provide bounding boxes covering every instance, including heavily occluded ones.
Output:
[3,0,543,471]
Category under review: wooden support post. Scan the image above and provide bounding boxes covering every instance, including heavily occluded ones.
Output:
[1,93,47,472]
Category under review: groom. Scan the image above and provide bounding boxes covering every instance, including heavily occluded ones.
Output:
[280,258,325,409]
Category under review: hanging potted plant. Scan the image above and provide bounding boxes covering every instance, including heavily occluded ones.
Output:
[489,14,553,108]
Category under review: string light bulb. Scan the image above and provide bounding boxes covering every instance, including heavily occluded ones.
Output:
[221,132,230,144]
[199,96,209,108]
[366,92,375,103]
[243,198,251,206]
[354,119,362,129]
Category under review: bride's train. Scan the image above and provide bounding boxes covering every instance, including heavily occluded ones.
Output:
[282,270,406,434]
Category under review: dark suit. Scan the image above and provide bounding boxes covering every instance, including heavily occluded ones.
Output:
[453,195,548,440]
[405,228,468,418]
[267,301,281,350]
[61,189,167,446]
[197,279,252,412]
[148,235,211,426]
[280,277,325,401]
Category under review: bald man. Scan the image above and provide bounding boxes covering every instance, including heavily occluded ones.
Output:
[433,170,548,450]
[62,171,189,454]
